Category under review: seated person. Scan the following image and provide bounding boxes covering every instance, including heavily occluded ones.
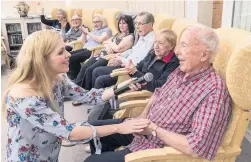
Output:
[75,15,135,90]
[72,28,179,107]
[64,14,85,51]
[68,14,112,80]
[84,24,232,162]
[90,11,155,90]
[97,28,180,91]
[39,8,70,36]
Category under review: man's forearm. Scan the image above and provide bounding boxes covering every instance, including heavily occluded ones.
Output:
[156,128,197,156]
[88,32,104,43]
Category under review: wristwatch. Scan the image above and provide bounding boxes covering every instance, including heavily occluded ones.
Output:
[151,125,158,137]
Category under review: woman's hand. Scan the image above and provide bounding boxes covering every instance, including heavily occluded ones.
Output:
[103,44,114,54]
[117,119,150,134]
[134,121,157,136]
[117,78,144,92]
[107,58,122,66]
[103,54,115,60]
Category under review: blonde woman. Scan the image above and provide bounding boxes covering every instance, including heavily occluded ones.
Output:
[4,30,149,161]
[39,8,70,35]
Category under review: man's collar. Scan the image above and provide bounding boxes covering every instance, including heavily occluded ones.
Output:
[73,27,80,31]
[139,31,154,41]
[178,66,214,83]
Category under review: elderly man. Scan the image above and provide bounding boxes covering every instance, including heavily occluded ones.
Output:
[91,11,155,89]
[68,14,112,80]
[64,14,84,51]
[84,24,232,162]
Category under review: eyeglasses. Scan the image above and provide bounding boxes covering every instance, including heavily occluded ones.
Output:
[93,21,101,24]
[135,21,149,26]
[154,41,165,46]
[71,19,81,21]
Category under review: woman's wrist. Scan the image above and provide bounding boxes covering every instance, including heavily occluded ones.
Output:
[113,124,121,134]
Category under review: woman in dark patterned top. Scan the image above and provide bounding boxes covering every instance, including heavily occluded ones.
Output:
[4,30,149,162]
[74,15,135,93]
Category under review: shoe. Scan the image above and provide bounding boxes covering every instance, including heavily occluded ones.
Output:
[84,145,91,153]
[72,101,83,106]
[61,140,77,147]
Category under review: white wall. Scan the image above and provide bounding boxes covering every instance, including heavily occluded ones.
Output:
[126,0,185,18]
[1,0,185,18]
[1,0,128,18]
[1,0,213,27]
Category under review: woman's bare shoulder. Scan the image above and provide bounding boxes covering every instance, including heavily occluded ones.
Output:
[8,83,41,98]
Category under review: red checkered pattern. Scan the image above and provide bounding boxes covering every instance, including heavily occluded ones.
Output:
[128,66,232,160]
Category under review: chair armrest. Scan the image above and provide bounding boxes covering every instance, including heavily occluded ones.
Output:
[125,146,226,162]
[112,68,127,73]
[110,70,129,77]
[87,45,102,51]
[70,40,84,51]
[119,99,148,110]
[69,40,82,45]
[118,90,152,100]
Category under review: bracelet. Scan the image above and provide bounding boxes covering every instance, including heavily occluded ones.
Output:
[243,109,251,112]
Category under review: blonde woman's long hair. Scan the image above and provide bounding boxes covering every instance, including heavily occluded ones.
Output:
[3,30,61,112]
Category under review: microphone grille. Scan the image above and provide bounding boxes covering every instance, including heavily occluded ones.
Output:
[144,73,154,82]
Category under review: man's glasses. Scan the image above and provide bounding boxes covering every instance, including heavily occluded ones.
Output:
[93,21,101,24]
[135,21,149,26]
[71,19,81,21]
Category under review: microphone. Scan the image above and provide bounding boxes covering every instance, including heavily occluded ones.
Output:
[114,73,154,96]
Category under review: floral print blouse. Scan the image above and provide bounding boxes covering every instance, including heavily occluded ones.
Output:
[5,74,104,162]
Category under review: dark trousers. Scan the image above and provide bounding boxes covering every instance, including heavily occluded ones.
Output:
[92,66,120,89]
[75,58,108,90]
[68,48,92,80]
[84,119,134,162]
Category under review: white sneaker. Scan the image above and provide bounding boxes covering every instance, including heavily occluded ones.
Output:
[84,145,91,153]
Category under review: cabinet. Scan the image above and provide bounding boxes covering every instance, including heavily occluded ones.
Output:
[1,17,46,56]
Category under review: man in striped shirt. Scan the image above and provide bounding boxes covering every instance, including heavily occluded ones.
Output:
[84,24,232,162]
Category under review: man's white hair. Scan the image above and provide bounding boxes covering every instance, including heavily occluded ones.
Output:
[71,14,82,20]
[93,14,108,29]
[187,24,219,63]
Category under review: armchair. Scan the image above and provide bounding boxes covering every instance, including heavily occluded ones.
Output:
[123,27,251,162]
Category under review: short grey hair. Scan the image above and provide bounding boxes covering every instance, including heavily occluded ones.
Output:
[187,24,219,63]
[137,11,155,25]
[93,14,108,28]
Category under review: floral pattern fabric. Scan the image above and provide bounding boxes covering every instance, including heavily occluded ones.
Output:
[5,74,104,162]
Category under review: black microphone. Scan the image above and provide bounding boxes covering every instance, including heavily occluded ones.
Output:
[114,73,154,96]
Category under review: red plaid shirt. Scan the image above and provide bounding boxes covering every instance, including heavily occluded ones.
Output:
[128,66,232,160]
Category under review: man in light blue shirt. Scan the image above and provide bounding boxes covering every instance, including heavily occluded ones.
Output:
[92,11,155,89]
[68,14,112,80]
